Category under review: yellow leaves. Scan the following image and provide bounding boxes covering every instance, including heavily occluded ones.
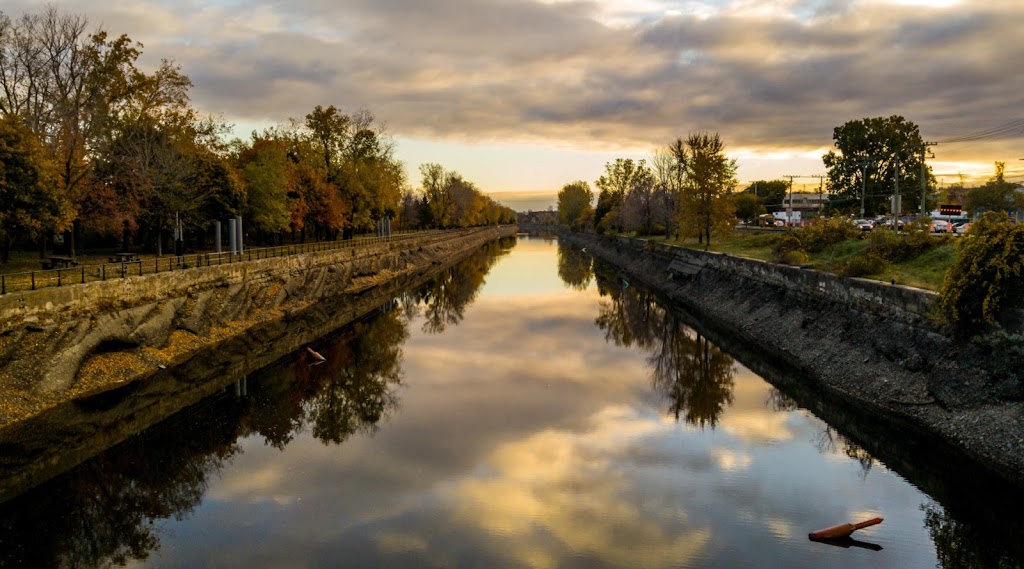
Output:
[936,212,1024,334]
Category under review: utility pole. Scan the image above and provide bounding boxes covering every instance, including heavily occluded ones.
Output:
[819,176,824,215]
[921,141,937,217]
[783,174,826,225]
[893,154,900,230]
[806,174,826,216]
[784,175,796,226]
[855,159,872,218]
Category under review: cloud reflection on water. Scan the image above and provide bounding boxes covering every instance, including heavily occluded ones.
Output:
[200,237,915,567]
[2,236,1016,567]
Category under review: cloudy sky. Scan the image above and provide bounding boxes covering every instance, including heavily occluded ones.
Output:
[8,0,1024,208]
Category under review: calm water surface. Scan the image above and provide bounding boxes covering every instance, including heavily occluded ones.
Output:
[0,235,1020,568]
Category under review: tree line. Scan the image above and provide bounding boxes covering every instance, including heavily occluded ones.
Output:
[558,116,1024,243]
[557,131,738,248]
[0,7,514,263]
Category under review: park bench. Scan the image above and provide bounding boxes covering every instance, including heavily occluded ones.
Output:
[109,252,139,263]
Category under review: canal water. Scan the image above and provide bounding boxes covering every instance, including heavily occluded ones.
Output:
[0,235,1021,568]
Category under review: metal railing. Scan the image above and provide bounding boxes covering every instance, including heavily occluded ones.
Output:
[0,228,477,296]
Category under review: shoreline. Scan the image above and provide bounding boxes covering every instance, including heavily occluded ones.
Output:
[555,228,1024,490]
[0,228,515,502]
[0,227,516,430]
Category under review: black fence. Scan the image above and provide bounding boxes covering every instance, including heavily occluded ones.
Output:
[0,229,462,296]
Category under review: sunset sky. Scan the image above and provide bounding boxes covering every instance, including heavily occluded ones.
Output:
[8,0,1024,210]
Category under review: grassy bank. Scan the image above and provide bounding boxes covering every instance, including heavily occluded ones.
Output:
[642,228,958,291]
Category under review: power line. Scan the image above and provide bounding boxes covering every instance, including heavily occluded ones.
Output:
[936,119,1024,144]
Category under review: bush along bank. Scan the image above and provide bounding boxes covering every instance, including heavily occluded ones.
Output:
[556,228,1024,489]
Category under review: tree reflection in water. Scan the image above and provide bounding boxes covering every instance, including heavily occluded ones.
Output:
[557,242,593,291]
[0,396,242,568]
[589,261,735,429]
[0,243,506,569]
[405,238,512,334]
[765,387,877,477]
[923,501,1024,569]
[569,249,1024,567]
[303,304,408,445]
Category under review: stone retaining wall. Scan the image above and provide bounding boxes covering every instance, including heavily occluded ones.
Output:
[0,230,480,328]
[0,227,515,426]
[614,235,937,327]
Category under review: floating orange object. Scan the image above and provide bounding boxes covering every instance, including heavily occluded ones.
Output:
[306,347,326,362]
[808,517,883,540]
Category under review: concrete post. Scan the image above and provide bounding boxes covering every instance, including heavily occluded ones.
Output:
[214,221,222,254]
[228,218,237,255]
[235,216,244,254]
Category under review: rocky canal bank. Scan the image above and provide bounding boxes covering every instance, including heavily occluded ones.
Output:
[0,227,516,431]
[556,229,1024,489]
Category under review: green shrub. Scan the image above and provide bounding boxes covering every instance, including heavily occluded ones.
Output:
[777,249,809,265]
[936,212,1024,335]
[865,226,904,257]
[839,252,889,277]
[865,223,945,263]
[746,233,783,248]
[794,218,860,253]
[771,233,805,264]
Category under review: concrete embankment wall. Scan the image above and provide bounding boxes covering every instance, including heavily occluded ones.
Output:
[0,230,488,325]
[556,229,1024,487]
[634,236,937,327]
[0,226,515,426]
[0,227,514,502]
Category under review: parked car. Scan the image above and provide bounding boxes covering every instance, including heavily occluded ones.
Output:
[874,218,903,230]
[853,219,873,232]
[930,220,949,233]
[954,222,970,234]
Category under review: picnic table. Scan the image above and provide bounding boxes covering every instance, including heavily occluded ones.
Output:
[109,252,139,263]
[41,256,79,270]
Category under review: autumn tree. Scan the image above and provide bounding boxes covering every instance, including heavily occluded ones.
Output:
[672,132,737,248]
[651,147,683,238]
[742,180,788,211]
[733,192,765,224]
[480,195,512,225]
[556,180,593,230]
[397,188,421,229]
[342,119,404,229]
[0,115,68,262]
[622,165,657,235]
[98,61,230,257]
[593,187,620,235]
[449,175,484,227]
[304,106,403,235]
[823,115,935,216]
[1,9,133,253]
[239,135,292,239]
[419,162,454,228]
[594,158,650,234]
[937,211,1024,335]
[304,104,349,176]
[966,162,1024,216]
